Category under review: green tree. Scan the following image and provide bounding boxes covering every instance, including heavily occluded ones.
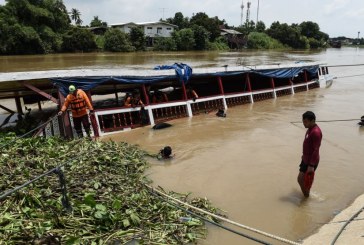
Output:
[236,20,256,36]
[190,12,225,41]
[70,8,82,26]
[0,0,70,54]
[61,27,96,52]
[129,26,146,51]
[38,25,62,53]
[166,12,189,29]
[191,25,209,50]
[104,28,134,52]
[247,32,284,49]
[90,16,107,27]
[255,21,266,33]
[153,37,177,51]
[266,21,308,49]
[2,24,44,54]
[207,36,229,51]
[299,21,320,39]
[172,28,195,51]
[308,38,321,49]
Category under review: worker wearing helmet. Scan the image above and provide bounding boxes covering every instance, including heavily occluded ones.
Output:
[58,85,94,138]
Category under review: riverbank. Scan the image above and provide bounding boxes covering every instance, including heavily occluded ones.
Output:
[303,193,364,244]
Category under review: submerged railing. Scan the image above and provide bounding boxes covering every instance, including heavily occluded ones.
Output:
[92,78,321,137]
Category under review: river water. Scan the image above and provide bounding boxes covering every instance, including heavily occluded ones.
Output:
[1,48,364,244]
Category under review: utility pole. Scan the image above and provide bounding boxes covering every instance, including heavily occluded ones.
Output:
[358,31,360,45]
[246,1,251,25]
[256,0,260,24]
[159,8,167,20]
[241,0,244,26]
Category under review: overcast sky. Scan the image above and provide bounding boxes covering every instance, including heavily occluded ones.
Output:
[1,0,363,38]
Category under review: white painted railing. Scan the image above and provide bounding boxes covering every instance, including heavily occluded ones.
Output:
[94,81,318,137]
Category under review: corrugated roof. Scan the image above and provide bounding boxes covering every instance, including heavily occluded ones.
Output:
[109,21,177,28]
[221,29,243,35]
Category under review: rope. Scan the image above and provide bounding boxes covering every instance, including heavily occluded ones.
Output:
[0,140,81,206]
[148,188,271,245]
[0,167,58,201]
[331,206,364,245]
[335,73,364,79]
[54,167,72,211]
[290,119,359,124]
[144,184,301,245]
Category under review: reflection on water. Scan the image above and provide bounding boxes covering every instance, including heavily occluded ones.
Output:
[2,48,364,244]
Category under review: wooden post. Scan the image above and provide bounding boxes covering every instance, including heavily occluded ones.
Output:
[217,76,227,109]
[271,77,277,98]
[37,100,42,111]
[0,104,15,114]
[218,76,224,94]
[289,79,295,94]
[182,82,187,100]
[58,90,73,139]
[142,84,149,105]
[15,97,23,115]
[304,70,309,91]
[21,81,58,104]
[114,84,119,106]
[85,90,100,138]
[246,73,254,103]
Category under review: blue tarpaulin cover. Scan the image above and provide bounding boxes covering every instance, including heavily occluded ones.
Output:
[154,63,193,83]
[51,64,319,96]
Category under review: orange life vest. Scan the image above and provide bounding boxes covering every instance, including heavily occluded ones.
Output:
[61,89,93,118]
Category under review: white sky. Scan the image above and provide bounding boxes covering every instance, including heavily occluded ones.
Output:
[1,0,363,38]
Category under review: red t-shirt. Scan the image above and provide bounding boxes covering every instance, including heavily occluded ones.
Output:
[302,124,322,166]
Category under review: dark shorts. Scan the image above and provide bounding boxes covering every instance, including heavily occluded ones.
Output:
[299,160,318,173]
[73,114,90,132]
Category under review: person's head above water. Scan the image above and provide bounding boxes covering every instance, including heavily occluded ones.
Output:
[160,146,172,158]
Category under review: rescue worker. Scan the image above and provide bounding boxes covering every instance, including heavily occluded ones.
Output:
[58,85,94,138]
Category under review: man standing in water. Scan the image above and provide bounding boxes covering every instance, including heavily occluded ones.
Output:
[298,111,322,197]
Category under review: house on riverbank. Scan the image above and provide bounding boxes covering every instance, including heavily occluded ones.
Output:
[110,21,178,46]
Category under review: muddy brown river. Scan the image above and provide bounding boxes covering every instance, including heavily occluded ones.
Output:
[1,48,364,244]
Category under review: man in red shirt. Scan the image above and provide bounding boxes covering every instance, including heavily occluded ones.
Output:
[298,111,322,197]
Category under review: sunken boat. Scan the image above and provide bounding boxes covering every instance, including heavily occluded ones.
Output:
[0,62,333,138]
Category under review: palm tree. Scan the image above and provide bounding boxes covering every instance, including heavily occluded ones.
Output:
[70,8,82,26]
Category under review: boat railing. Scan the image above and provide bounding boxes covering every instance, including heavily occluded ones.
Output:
[91,76,321,136]
[35,116,61,138]
[149,101,189,124]
[189,95,225,114]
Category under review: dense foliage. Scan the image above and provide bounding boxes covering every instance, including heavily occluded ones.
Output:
[247,32,285,49]
[103,28,134,52]
[153,37,177,51]
[61,27,97,52]
[0,0,330,54]
[0,135,223,244]
[0,0,70,54]
[129,27,146,51]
